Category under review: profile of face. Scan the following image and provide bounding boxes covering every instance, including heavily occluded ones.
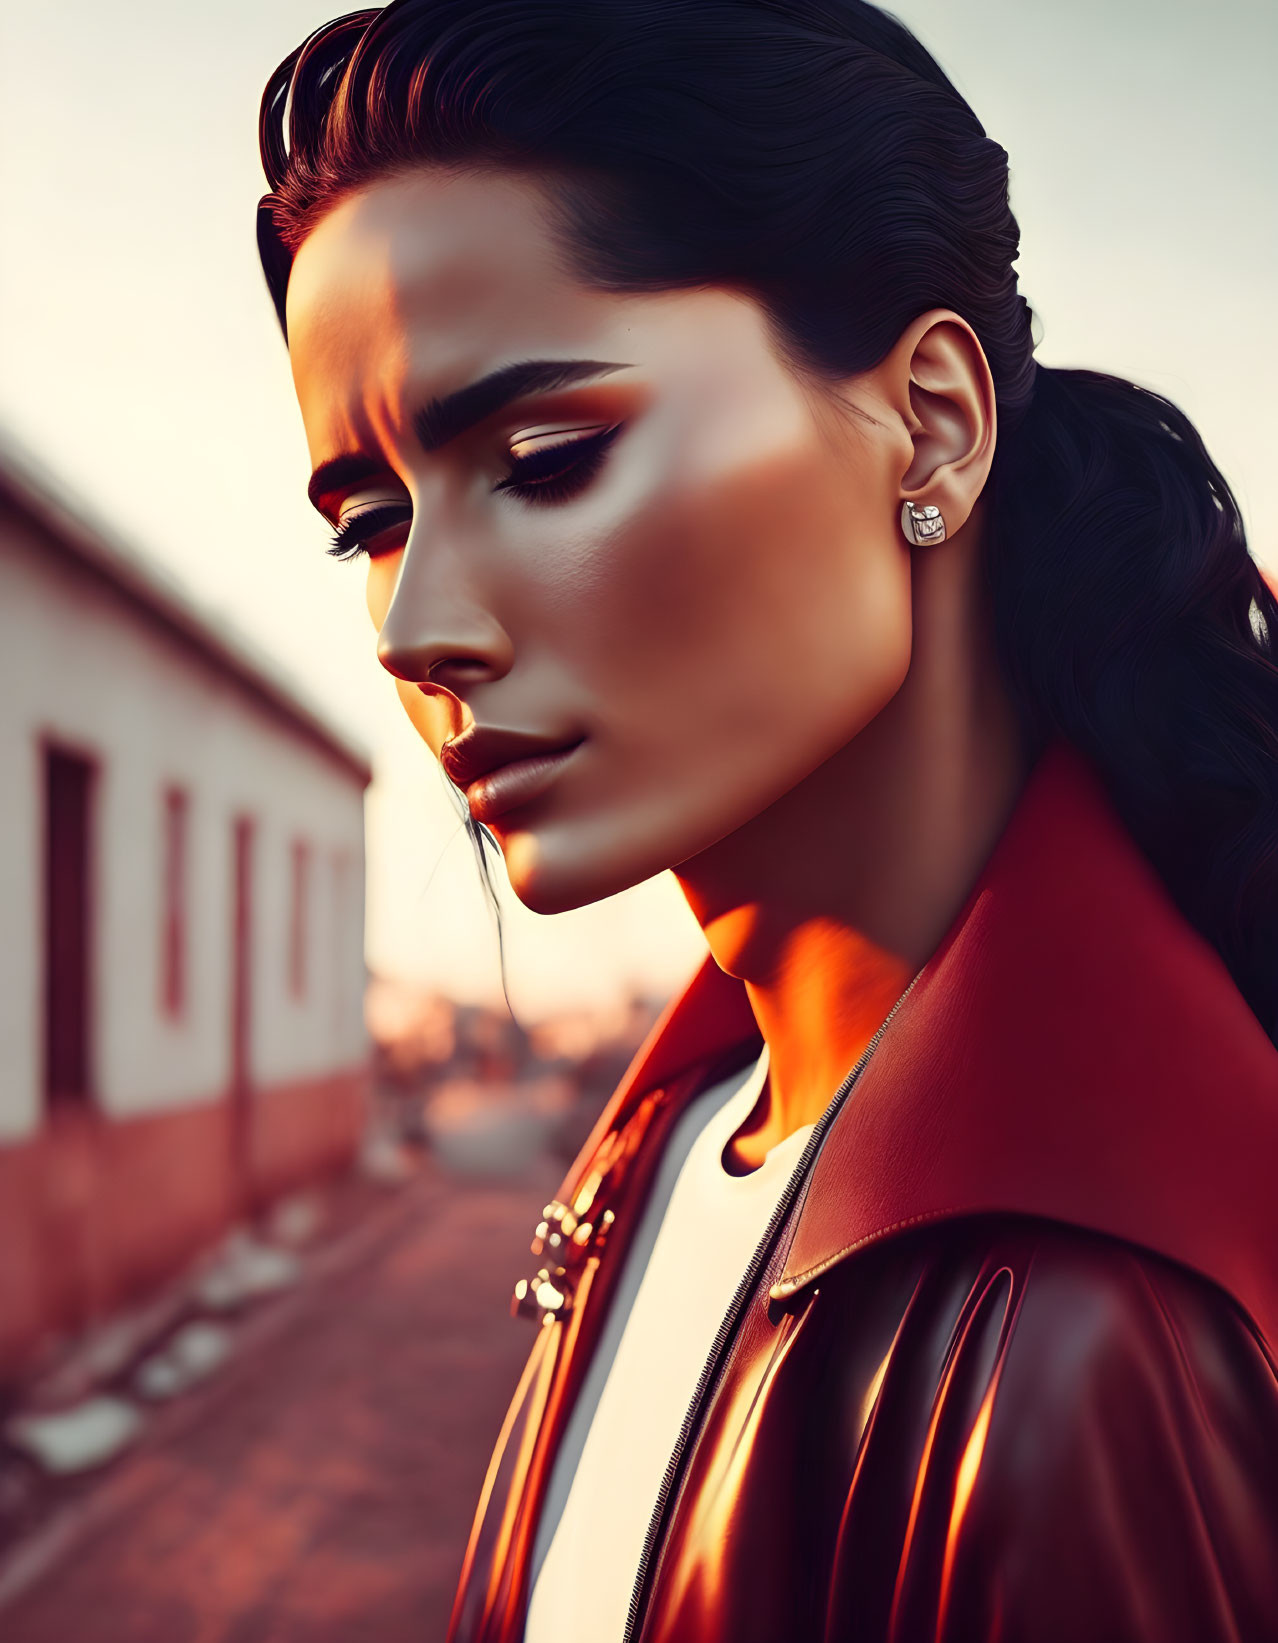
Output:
[287,168,943,916]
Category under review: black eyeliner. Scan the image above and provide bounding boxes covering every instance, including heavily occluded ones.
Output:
[494,423,624,501]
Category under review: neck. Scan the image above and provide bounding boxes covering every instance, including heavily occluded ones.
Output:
[674,518,1034,1172]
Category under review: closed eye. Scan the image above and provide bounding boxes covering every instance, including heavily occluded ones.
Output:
[494,422,624,506]
[327,503,410,562]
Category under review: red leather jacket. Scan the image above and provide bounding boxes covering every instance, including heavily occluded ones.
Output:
[447,738,1278,1642]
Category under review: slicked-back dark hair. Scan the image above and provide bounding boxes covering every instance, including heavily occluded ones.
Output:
[259,0,1278,1046]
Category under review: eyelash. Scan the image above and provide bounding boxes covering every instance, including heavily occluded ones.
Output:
[327,422,625,562]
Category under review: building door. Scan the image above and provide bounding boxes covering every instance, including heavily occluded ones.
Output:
[42,744,103,1331]
[43,746,95,1106]
[230,814,255,1211]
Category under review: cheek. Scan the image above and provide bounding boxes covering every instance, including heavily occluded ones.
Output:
[560,434,911,757]
[365,555,398,629]
[511,442,912,905]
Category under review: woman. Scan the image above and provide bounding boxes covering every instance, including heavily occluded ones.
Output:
[255,2,1278,1638]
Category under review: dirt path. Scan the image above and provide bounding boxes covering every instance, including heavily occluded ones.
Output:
[0,1156,561,1642]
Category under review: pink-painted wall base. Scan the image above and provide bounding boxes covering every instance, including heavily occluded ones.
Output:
[0,1066,370,1386]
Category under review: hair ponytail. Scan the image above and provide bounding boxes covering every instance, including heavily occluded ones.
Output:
[989,364,1278,1040]
[258,0,1278,1045]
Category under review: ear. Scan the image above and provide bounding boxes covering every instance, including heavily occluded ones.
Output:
[882,309,997,540]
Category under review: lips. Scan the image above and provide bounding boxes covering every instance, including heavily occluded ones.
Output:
[440,726,584,792]
[463,741,585,825]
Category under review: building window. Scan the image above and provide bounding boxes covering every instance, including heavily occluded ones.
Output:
[160,786,188,1018]
[289,837,310,1000]
[331,849,351,1036]
[43,745,95,1105]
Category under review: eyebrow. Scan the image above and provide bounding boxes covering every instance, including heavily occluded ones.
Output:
[306,357,632,511]
[414,357,631,452]
[306,453,383,509]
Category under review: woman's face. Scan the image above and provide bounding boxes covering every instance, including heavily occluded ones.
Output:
[287,167,915,914]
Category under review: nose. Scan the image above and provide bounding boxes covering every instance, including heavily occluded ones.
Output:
[375,534,514,694]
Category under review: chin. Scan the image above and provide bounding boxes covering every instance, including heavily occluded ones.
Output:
[509,875,600,918]
[501,834,640,915]
[498,808,682,916]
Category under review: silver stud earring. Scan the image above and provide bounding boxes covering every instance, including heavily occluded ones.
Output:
[900,501,946,546]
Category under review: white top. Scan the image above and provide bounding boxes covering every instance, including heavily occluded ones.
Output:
[523,1042,812,1643]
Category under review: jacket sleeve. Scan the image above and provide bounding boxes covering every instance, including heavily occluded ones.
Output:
[881,1227,1278,1643]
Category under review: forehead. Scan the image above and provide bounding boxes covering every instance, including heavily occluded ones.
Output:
[286,167,619,423]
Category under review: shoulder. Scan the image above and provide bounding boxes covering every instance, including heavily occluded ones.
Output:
[929,1212,1278,1414]
[847,1213,1278,1643]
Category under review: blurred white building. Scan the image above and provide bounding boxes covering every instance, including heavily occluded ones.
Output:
[0,432,371,1382]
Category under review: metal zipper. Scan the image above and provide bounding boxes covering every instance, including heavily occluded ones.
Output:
[619,966,923,1643]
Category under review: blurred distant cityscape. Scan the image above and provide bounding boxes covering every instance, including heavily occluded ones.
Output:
[366,975,661,1174]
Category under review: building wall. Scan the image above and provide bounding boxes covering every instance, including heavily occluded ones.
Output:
[0,502,371,1378]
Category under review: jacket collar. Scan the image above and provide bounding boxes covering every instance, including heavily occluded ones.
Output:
[610,737,1278,1356]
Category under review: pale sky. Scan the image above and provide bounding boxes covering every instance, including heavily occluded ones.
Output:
[2,0,1274,1019]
